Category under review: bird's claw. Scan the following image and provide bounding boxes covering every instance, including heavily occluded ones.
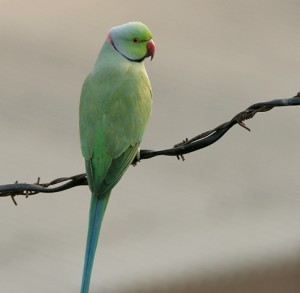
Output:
[132,148,141,167]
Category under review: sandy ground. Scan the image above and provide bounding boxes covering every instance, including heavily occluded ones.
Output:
[0,1,300,292]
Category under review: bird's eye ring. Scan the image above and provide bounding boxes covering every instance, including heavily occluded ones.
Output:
[133,38,140,43]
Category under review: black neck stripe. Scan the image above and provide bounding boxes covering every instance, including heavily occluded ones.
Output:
[110,39,145,63]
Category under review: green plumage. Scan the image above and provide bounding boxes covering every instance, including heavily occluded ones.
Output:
[79,22,154,293]
[80,41,152,194]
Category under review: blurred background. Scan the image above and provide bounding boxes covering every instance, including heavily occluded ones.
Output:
[1,0,300,292]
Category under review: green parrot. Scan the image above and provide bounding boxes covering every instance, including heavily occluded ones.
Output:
[79,22,155,293]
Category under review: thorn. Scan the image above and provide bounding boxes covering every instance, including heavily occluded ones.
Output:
[238,121,251,132]
[174,138,189,148]
[176,154,185,161]
[11,195,17,206]
[174,138,188,161]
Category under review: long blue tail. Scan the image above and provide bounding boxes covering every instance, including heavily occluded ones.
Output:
[80,192,110,293]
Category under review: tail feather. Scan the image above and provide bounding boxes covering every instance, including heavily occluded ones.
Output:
[80,192,110,293]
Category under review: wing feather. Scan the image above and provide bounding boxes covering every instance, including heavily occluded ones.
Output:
[80,62,151,197]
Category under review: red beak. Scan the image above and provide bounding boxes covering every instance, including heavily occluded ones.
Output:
[146,39,155,60]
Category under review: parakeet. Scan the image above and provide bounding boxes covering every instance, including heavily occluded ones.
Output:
[79,22,155,293]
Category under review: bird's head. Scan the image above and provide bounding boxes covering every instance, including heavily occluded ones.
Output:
[108,22,155,62]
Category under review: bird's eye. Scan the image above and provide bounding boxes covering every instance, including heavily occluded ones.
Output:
[133,38,140,43]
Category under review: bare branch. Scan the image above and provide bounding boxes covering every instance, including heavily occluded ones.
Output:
[1,174,88,203]
[1,92,300,202]
[136,93,300,161]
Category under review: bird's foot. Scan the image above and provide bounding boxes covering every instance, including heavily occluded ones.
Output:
[132,148,141,166]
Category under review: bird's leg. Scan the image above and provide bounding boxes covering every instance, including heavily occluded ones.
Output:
[132,147,141,166]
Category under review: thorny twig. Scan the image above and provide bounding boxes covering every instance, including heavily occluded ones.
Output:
[1,92,300,204]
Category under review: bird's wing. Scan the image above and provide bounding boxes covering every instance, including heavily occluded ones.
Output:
[80,66,152,196]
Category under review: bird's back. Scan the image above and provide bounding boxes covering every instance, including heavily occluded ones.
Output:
[79,40,152,196]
